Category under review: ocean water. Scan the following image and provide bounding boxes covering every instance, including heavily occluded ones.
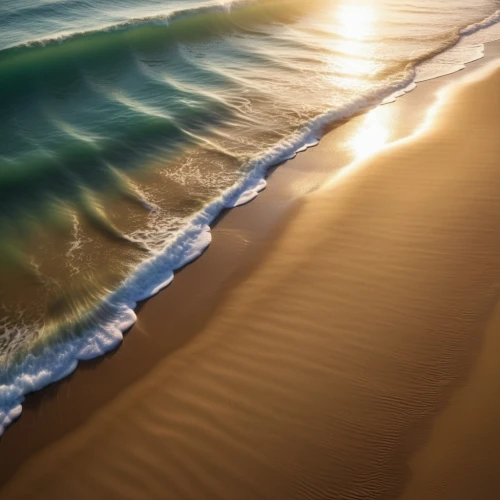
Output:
[1,0,500,433]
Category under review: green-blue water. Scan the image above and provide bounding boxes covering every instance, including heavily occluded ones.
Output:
[1,0,500,433]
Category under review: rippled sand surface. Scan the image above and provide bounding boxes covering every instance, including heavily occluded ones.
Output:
[4,64,500,500]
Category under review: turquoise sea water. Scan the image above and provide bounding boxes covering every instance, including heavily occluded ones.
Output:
[1,0,500,433]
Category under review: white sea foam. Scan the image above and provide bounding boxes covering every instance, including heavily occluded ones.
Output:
[415,43,485,82]
[382,82,417,104]
[460,10,500,36]
[231,178,267,207]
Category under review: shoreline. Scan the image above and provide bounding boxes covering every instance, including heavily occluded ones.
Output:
[1,41,500,495]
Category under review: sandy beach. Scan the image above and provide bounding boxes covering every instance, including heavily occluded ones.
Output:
[2,44,500,500]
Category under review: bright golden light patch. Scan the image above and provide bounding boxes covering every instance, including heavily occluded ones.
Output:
[350,106,390,160]
[337,3,376,40]
[331,1,378,76]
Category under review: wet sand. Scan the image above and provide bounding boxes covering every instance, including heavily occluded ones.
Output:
[2,47,500,499]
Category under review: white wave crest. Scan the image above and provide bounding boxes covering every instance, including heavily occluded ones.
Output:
[460,10,500,36]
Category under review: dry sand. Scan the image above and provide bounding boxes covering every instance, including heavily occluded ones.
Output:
[2,52,500,500]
